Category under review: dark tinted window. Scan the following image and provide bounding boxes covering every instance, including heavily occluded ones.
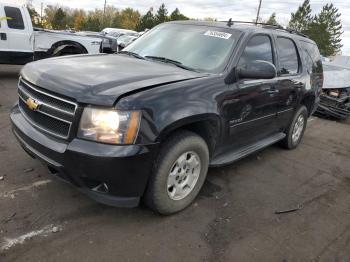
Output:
[4,6,24,30]
[239,35,273,65]
[277,37,299,75]
[300,40,322,74]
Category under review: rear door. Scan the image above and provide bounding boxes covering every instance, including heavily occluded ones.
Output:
[1,4,33,64]
[274,36,303,128]
[226,33,280,148]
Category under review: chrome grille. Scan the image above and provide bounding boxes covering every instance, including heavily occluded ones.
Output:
[18,78,78,139]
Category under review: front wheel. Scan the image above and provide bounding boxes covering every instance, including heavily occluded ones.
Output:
[280,105,308,149]
[144,131,209,215]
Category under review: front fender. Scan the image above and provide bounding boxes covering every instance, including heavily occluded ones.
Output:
[156,113,222,142]
[116,76,225,145]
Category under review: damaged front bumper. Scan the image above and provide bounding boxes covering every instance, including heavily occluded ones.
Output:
[10,105,159,208]
[315,91,350,120]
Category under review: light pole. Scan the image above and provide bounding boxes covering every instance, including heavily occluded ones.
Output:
[40,2,43,26]
[103,0,107,25]
[255,0,262,24]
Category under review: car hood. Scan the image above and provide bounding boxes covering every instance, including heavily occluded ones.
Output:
[21,54,207,106]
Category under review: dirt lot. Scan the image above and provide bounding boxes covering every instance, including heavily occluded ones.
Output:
[0,65,350,262]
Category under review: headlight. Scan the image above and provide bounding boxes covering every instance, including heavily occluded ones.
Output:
[78,107,141,144]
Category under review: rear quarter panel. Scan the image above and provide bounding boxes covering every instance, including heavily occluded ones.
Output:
[34,31,102,54]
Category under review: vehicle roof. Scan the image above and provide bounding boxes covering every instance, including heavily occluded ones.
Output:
[0,1,25,7]
[168,20,315,44]
[102,28,137,34]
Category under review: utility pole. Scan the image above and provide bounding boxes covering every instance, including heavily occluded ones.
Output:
[103,0,107,26]
[255,0,262,24]
[40,2,43,26]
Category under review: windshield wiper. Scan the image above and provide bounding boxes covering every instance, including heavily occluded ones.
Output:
[145,56,199,72]
[119,51,145,60]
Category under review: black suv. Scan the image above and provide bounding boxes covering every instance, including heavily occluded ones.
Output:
[11,21,323,215]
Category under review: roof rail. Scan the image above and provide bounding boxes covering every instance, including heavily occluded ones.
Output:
[220,20,309,38]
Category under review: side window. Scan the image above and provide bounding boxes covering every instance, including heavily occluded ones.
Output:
[300,40,322,74]
[239,35,273,65]
[276,37,299,75]
[4,6,25,30]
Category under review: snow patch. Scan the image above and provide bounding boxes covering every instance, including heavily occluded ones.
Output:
[1,224,62,251]
[1,179,52,198]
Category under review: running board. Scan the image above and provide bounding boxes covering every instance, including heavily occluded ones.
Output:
[210,132,286,167]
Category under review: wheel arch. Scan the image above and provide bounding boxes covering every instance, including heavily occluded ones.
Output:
[48,40,88,56]
[156,114,222,157]
[300,94,316,116]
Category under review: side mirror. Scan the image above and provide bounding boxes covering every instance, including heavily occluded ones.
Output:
[237,60,277,80]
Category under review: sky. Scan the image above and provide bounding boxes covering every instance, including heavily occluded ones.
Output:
[15,0,350,55]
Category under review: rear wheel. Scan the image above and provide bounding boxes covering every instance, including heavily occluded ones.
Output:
[280,105,308,149]
[144,131,209,215]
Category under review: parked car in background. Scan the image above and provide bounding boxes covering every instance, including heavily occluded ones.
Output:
[101,28,138,38]
[332,55,350,67]
[102,28,140,51]
[315,62,350,120]
[0,2,117,65]
[117,34,139,50]
[11,21,323,215]
[75,30,119,54]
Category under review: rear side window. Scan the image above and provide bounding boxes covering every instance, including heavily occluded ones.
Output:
[4,6,24,30]
[239,35,274,65]
[276,37,299,75]
[300,41,322,74]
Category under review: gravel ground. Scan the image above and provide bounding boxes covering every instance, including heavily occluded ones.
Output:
[0,65,350,262]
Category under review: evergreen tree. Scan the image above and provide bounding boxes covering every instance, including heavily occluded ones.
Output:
[169,8,189,21]
[81,9,103,32]
[51,8,67,30]
[120,8,141,30]
[155,3,168,25]
[44,5,59,29]
[112,11,123,28]
[135,10,155,31]
[72,9,86,30]
[305,21,332,56]
[314,4,343,56]
[288,1,343,56]
[27,6,42,27]
[266,12,279,26]
[289,0,312,32]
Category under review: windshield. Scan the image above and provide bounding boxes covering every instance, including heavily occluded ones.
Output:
[124,23,240,73]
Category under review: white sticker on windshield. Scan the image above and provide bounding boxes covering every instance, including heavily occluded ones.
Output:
[204,31,232,39]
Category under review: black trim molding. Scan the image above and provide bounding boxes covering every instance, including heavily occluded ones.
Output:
[0,51,34,65]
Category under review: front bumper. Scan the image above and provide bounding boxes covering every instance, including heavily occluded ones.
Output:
[315,95,350,120]
[10,105,159,207]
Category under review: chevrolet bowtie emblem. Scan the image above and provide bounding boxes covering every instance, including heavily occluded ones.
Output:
[26,98,40,111]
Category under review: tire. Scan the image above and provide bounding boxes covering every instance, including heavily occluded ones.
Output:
[51,44,86,57]
[280,105,308,149]
[144,131,209,215]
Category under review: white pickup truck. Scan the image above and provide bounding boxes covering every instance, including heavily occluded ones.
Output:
[0,2,117,64]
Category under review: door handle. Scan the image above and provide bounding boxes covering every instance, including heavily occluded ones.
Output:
[0,33,7,40]
[267,89,279,94]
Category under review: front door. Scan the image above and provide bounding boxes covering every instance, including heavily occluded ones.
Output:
[0,4,9,61]
[225,34,279,149]
[0,4,33,64]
